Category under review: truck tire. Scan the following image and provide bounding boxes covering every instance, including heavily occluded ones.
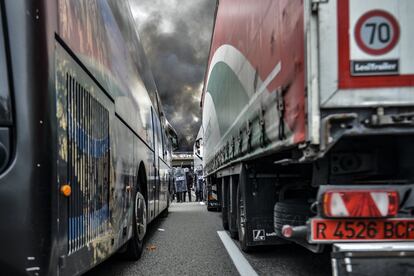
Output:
[274,200,311,237]
[222,208,229,230]
[122,190,147,260]
[228,176,239,240]
[229,225,238,240]
[237,184,251,252]
[222,182,229,230]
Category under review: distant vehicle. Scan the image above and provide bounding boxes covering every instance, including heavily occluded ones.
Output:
[201,0,414,274]
[0,1,178,275]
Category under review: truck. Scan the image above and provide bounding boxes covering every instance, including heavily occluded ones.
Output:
[200,0,414,274]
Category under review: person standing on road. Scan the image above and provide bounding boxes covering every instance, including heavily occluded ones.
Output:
[186,168,193,202]
[195,166,204,202]
[174,167,187,203]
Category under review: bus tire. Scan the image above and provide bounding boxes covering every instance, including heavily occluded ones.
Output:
[159,207,169,218]
[237,184,251,252]
[123,190,147,261]
[160,193,170,218]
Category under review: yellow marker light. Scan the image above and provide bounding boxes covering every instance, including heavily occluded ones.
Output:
[60,185,71,197]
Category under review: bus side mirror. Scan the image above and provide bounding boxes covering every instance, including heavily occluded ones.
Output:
[171,133,179,151]
[166,123,179,151]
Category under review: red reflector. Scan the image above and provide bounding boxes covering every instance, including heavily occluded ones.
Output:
[323,190,399,218]
[282,225,293,238]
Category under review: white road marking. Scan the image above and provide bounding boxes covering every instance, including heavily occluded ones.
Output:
[217,231,259,276]
[26,267,40,272]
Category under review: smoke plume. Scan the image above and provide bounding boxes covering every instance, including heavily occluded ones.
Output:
[130,0,216,151]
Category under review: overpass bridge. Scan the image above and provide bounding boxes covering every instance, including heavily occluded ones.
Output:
[172,152,194,168]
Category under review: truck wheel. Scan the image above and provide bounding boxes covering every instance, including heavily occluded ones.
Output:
[228,178,239,240]
[222,181,229,230]
[274,200,311,237]
[237,184,251,252]
[229,226,238,240]
[122,190,147,260]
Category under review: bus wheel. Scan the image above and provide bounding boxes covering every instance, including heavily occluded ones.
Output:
[124,190,147,260]
[237,184,251,252]
[160,194,169,218]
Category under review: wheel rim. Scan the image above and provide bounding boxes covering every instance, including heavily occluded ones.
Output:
[135,192,147,241]
[239,197,246,238]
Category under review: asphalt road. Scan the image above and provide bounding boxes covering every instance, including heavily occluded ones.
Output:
[85,200,332,276]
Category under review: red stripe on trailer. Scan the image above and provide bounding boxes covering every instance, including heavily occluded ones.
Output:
[204,0,306,143]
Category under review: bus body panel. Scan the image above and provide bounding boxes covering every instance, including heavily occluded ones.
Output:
[0,0,174,275]
[0,0,58,274]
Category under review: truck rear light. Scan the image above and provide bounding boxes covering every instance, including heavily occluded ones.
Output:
[323,190,399,218]
[282,225,293,238]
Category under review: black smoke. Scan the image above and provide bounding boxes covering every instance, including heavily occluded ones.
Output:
[130,0,216,151]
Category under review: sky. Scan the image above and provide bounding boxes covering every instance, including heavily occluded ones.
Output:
[130,0,217,151]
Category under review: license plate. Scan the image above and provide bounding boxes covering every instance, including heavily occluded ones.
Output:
[311,219,414,242]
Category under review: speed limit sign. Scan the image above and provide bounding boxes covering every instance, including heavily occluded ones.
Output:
[354,10,400,56]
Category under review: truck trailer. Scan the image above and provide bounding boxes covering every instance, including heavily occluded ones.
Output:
[201,0,414,274]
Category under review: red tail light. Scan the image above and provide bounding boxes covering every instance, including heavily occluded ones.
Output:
[323,190,399,218]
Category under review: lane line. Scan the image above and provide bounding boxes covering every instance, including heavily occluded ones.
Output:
[217,231,259,276]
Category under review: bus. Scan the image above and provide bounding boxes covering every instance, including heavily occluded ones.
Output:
[0,0,178,275]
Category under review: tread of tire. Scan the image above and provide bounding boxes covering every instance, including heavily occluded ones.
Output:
[274,200,311,234]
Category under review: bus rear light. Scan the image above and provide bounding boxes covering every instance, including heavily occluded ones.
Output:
[323,190,399,218]
[60,184,72,197]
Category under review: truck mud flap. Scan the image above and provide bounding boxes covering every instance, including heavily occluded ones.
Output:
[331,243,414,276]
[245,217,286,247]
[241,172,286,247]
